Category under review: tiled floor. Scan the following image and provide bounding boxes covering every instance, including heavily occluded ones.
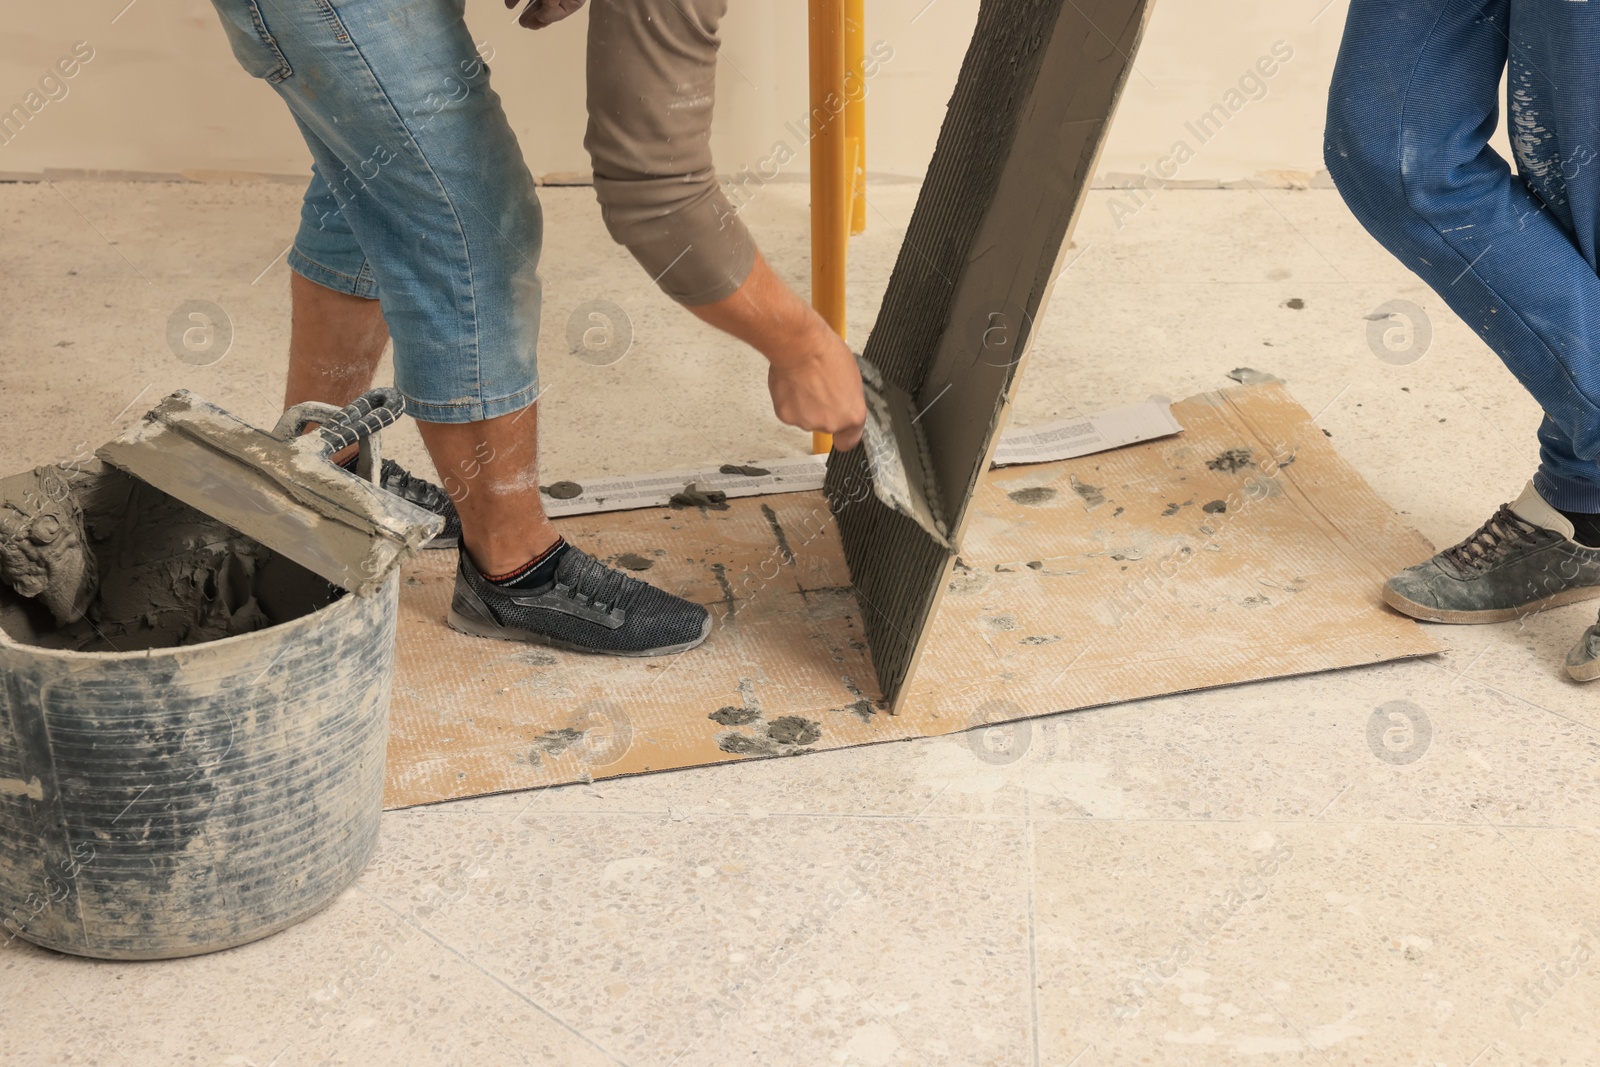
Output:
[1,178,1596,1065]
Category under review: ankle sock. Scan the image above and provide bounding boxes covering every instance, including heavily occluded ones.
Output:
[1559,509,1600,549]
[482,538,570,590]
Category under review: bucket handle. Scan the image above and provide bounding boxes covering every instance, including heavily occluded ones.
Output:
[315,389,405,455]
[272,389,404,484]
[273,388,405,451]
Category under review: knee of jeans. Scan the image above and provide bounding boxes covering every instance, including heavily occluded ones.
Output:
[1323,122,1424,238]
[1324,94,1390,197]
[1326,98,1476,235]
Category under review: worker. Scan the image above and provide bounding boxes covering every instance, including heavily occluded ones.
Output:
[1325,0,1600,681]
[208,0,866,657]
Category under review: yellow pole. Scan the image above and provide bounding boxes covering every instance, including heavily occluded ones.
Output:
[846,0,867,236]
[809,0,849,455]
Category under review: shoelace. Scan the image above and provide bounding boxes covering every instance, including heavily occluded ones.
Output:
[380,458,451,512]
[1440,505,1545,574]
[560,552,642,614]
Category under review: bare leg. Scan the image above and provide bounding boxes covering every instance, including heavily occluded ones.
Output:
[416,407,560,575]
[286,271,390,411]
[287,271,555,575]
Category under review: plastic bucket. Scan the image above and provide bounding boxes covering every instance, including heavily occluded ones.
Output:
[0,468,397,960]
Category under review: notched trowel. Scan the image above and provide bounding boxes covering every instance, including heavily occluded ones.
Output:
[856,355,951,548]
[97,388,442,597]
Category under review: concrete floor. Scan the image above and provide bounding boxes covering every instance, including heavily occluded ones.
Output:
[2,178,1597,1066]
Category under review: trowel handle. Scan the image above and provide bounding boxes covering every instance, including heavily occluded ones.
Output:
[317,388,405,455]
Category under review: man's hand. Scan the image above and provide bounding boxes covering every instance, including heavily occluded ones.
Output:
[506,0,585,30]
[766,323,867,452]
[683,251,867,452]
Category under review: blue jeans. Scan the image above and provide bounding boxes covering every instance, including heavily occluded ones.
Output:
[1326,0,1600,512]
[211,0,543,424]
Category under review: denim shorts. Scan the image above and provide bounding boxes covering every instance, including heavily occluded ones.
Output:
[211,0,543,423]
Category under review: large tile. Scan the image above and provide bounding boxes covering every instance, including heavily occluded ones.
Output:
[1032,820,1600,1065]
[1015,649,1600,829]
[0,867,616,1067]
[366,805,1036,1066]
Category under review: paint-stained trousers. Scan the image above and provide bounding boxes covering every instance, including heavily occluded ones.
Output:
[1326,0,1600,511]
[585,0,755,306]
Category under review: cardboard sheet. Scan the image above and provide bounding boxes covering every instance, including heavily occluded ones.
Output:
[382,384,1443,808]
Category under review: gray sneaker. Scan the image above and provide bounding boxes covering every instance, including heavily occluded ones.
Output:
[448,545,711,656]
[1383,482,1600,623]
[1567,611,1600,682]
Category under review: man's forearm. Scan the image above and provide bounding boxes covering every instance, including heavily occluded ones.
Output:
[581,0,864,448]
[688,252,867,450]
[685,251,822,365]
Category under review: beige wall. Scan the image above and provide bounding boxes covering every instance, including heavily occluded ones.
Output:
[2,0,1363,183]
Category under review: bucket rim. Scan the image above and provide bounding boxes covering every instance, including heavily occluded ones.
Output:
[0,570,398,663]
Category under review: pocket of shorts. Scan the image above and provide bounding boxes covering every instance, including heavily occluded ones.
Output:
[212,0,293,83]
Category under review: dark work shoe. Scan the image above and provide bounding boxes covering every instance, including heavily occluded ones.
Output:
[448,545,711,656]
[1383,482,1600,624]
[1568,611,1600,682]
[373,458,462,549]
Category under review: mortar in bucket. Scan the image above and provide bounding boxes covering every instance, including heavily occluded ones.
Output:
[0,388,441,959]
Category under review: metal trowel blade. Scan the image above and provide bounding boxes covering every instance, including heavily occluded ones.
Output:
[96,391,441,597]
[856,355,950,548]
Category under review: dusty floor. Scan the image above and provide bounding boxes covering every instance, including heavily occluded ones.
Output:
[1,179,1597,1066]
